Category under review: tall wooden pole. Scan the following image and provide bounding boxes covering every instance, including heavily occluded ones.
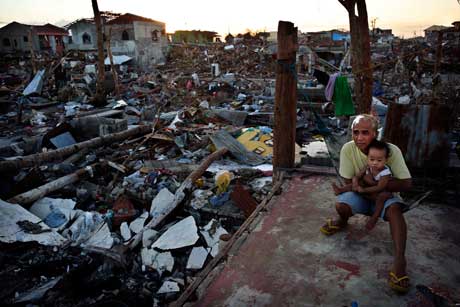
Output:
[338,0,373,114]
[28,30,37,74]
[273,21,298,174]
[92,0,106,105]
[106,27,121,98]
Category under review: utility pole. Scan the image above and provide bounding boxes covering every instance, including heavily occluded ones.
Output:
[92,0,106,105]
[273,21,298,178]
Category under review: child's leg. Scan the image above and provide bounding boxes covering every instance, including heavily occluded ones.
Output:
[331,182,352,195]
[366,191,393,230]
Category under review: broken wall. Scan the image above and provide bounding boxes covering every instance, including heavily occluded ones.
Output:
[0,23,40,53]
[107,21,166,70]
[67,22,98,51]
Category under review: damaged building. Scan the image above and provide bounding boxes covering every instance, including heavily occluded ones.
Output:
[66,12,167,68]
[0,22,68,55]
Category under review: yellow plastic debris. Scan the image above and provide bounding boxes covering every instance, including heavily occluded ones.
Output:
[215,170,232,194]
[236,129,273,157]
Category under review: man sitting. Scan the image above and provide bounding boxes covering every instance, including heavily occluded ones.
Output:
[320,114,412,293]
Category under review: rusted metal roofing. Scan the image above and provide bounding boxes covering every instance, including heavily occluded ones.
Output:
[32,23,68,36]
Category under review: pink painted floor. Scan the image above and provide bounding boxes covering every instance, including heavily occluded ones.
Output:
[192,175,460,306]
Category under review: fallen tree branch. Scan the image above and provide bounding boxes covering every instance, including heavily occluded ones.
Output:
[8,165,96,205]
[0,125,151,173]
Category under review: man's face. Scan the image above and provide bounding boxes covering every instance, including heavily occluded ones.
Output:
[352,120,376,152]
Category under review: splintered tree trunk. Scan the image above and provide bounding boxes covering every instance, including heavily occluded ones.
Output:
[92,0,106,105]
[339,0,372,114]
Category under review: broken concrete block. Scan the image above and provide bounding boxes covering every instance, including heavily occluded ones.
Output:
[141,248,174,274]
[186,246,210,270]
[201,219,228,257]
[120,222,132,241]
[99,118,128,136]
[152,251,174,274]
[152,216,199,250]
[142,228,159,248]
[129,211,149,234]
[157,281,180,294]
[150,188,175,218]
[29,197,76,224]
[82,223,114,249]
[0,199,66,246]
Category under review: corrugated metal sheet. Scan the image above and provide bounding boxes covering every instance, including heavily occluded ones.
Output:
[384,103,451,169]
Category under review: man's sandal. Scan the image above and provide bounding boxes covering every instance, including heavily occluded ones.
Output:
[389,271,410,293]
[320,219,344,235]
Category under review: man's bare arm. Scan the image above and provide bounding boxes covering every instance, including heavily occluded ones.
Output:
[359,175,390,193]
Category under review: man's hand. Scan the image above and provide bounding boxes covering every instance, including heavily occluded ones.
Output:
[366,216,378,230]
[357,186,365,193]
[352,177,359,192]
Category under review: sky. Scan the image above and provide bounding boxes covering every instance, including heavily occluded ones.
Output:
[0,0,459,38]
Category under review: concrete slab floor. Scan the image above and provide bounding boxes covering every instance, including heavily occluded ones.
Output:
[192,175,460,307]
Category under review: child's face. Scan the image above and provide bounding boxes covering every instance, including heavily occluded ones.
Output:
[367,148,387,172]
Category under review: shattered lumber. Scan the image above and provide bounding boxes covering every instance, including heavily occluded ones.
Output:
[128,147,228,250]
[8,165,94,205]
[0,125,151,173]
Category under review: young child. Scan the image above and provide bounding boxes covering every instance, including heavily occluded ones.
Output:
[332,139,393,230]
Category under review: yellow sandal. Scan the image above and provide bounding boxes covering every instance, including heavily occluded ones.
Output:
[320,219,344,235]
[389,271,410,293]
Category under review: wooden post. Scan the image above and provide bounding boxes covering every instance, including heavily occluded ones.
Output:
[273,21,298,173]
[28,30,37,74]
[106,28,121,98]
[92,0,106,105]
[338,0,373,114]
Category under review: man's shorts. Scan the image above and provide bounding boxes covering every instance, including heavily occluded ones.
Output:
[337,192,408,220]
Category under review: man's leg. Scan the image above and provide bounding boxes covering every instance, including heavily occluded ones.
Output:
[334,202,353,226]
[385,204,409,288]
[321,192,370,233]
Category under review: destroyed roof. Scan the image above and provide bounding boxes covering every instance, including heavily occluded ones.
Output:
[0,21,67,36]
[105,13,165,26]
[32,23,68,36]
[424,25,449,32]
[0,21,31,32]
[64,11,122,29]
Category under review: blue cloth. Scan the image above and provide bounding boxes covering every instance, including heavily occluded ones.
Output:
[337,191,408,220]
[210,192,230,207]
[372,80,384,97]
[44,209,67,228]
